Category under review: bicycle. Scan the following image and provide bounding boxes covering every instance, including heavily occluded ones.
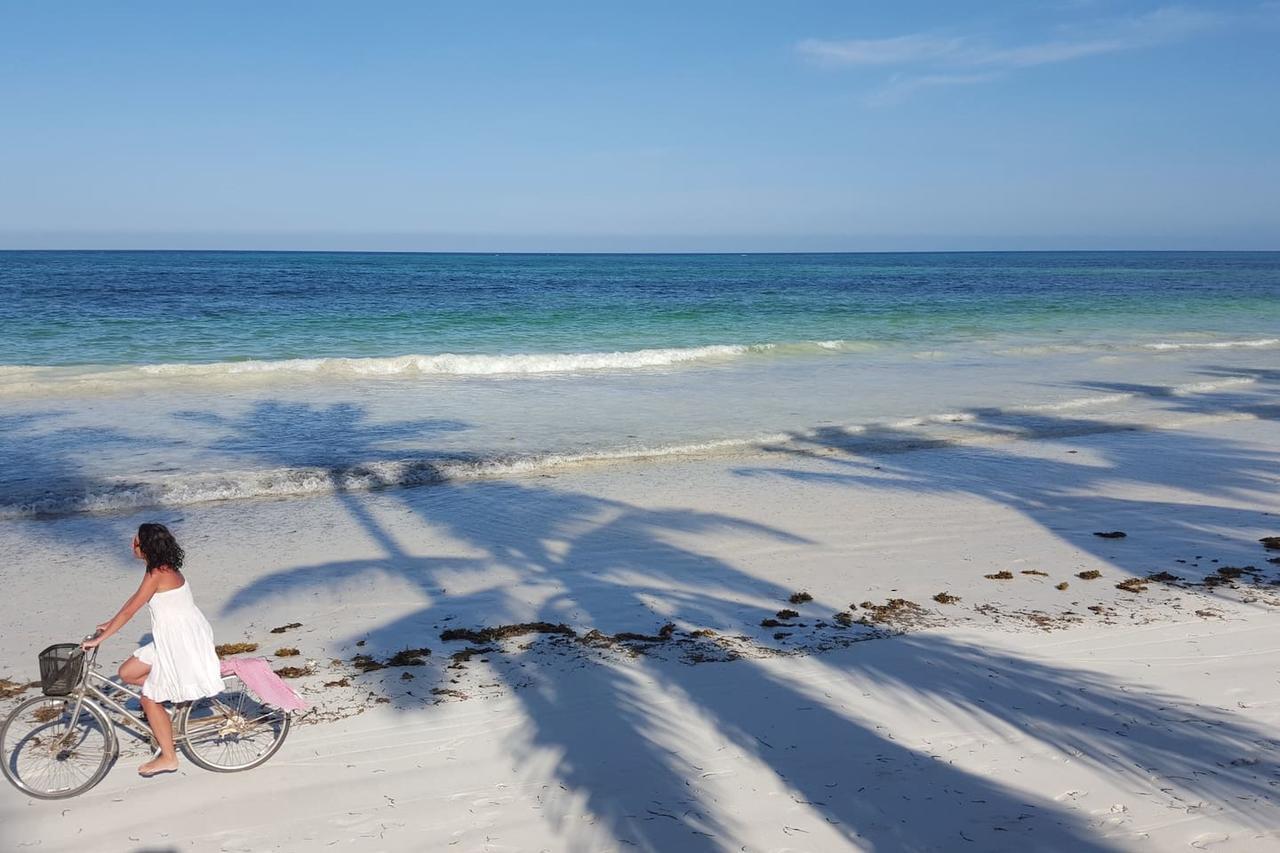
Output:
[1,640,292,799]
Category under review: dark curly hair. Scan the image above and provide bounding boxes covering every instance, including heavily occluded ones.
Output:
[137,522,184,573]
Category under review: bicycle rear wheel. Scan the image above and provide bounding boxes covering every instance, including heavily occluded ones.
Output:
[1,695,117,799]
[176,676,290,772]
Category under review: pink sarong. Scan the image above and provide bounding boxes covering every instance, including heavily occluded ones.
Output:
[219,657,309,712]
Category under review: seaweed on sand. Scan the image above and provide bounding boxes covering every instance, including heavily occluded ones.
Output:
[614,623,676,643]
[1215,566,1256,579]
[215,642,259,657]
[351,654,386,673]
[387,647,432,666]
[858,598,929,628]
[0,678,38,699]
[440,622,576,644]
[582,623,679,645]
[32,706,61,723]
[449,647,495,667]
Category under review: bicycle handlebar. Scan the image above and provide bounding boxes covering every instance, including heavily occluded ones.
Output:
[80,630,103,663]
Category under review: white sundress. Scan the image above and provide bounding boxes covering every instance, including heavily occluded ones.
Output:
[131,580,224,703]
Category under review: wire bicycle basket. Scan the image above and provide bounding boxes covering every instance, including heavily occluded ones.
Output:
[38,644,85,696]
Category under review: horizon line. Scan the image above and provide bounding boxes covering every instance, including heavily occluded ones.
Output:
[3,247,1279,256]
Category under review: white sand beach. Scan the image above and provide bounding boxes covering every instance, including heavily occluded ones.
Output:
[2,392,1279,851]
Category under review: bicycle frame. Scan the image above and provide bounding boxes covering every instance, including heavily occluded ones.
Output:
[61,646,214,749]
[60,646,277,749]
[60,646,154,746]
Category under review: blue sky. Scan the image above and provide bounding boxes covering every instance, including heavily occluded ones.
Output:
[1,1,1277,251]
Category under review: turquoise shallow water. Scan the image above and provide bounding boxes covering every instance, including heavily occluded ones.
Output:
[1,251,1278,517]
[2,251,1279,366]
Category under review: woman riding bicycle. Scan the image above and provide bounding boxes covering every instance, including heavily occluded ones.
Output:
[83,522,222,777]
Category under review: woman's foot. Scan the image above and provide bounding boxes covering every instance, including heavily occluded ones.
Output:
[138,755,178,777]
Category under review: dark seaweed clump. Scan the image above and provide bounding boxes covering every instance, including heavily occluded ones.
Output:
[215,642,259,657]
[387,647,432,666]
[440,622,576,644]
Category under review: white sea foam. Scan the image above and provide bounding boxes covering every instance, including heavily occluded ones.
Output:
[137,345,763,377]
[0,345,766,396]
[1169,377,1257,395]
[993,344,1098,357]
[1017,377,1257,413]
[888,412,976,428]
[1144,338,1280,351]
[0,340,897,397]
[0,437,783,519]
[1020,394,1134,412]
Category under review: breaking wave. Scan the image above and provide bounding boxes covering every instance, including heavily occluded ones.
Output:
[0,340,885,397]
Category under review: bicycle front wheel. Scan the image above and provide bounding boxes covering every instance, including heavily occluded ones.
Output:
[1,695,117,799]
[176,676,291,772]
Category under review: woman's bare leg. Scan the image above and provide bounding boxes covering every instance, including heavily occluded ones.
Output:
[117,656,149,687]
[121,659,178,775]
[138,696,179,775]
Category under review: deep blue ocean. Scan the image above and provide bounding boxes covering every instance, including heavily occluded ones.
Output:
[1,251,1278,517]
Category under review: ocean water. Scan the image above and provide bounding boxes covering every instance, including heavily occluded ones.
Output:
[2,250,1278,517]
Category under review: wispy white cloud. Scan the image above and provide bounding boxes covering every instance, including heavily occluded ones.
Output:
[799,5,1225,103]
[796,34,964,66]
[976,6,1220,67]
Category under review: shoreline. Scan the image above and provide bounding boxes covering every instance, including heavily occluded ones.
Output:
[3,379,1276,520]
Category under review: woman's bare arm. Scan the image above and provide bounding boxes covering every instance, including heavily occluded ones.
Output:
[84,572,160,648]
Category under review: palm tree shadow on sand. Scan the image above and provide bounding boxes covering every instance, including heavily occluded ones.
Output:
[736,391,1279,584]
[210,399,1279,851]
[0,411,184,520]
